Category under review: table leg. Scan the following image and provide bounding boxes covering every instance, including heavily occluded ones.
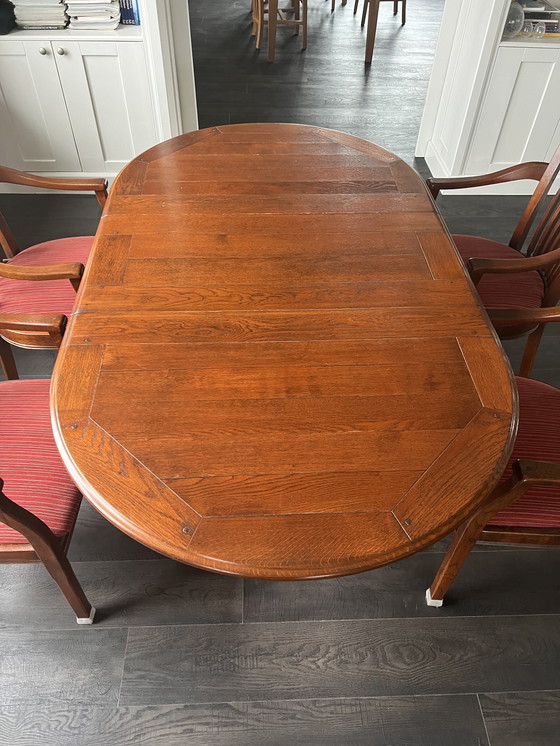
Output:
[268,0,278,62]
[365,0,380,64]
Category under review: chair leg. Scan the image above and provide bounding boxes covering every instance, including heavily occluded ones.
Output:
[0,487,95,623]
[251,0,257,34]
[401,0,406,24]
[36,538,96,623]
[0,335,18,380]
[255,0,264,49]
[426,518,484,606]
[295,0,300,35]
[331,0,335,11]
[353,0,360,12]
[361,0,368,27]
[301,0,307,48]
[393,0,398,14]
[519,323,545,377]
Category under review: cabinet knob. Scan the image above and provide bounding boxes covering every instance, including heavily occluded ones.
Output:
[39,47,48,55]
[56,48,66,56]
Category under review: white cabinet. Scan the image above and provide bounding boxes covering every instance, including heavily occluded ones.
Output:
[465,45,560,174]
[54,40,158,173]
[416,0,560,194]
[0,33,158,176]
[0,39,81,172]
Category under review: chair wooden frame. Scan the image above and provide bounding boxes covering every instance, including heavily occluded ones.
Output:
[0,165,107,351]
[253,0,308,58]
[0,313,95,623]
[354,0,406,26]
[426,306,560,607]
[427,147,560,376]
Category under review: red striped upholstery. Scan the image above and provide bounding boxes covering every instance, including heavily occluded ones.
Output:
[0,236,93,315]
[453,235,545,310]
[0,379,81,544]
[488,377,560,528]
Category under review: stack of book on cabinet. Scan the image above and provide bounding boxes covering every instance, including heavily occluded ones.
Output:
[67,0,120,29]
[13,0,68,30]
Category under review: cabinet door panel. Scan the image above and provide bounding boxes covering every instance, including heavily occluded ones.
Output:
[0,41,80,172]
[55,41,158,173]
[466,46,560,173]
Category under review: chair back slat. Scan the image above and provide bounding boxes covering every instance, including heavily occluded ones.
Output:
[527,190,560,266]
[0,210,18,258]
[510,145,560,252]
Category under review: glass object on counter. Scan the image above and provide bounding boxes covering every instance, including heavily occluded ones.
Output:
[503,1,526,37]
[533,20,547,35]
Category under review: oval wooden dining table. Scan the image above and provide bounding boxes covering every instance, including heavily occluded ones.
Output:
[51,123,517,580]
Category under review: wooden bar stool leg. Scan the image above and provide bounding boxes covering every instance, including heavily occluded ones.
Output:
[393,0,398,14]
[268,0,278,61]
[519,323,546,377]
[251,0,257,34]
[353,0,360,13]
[401,0,406,25]
[365,0,379,63]
[361,0,368,27]
[302,0,307,49]
[295,0,300,36]
[256,0,264,50]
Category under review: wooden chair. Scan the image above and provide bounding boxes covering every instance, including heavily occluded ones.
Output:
[354,0,407,29]
[0,313,95,624]
[0,166,107,351]
[253,0,308,55]
[426,305,560,607]
[427,146,560,377]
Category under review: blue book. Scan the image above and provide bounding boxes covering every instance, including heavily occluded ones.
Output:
[131,0,140,25]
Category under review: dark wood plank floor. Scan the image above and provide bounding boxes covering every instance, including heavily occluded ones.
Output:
[1,0,559,743]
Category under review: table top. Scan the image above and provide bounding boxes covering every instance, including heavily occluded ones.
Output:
[51,123,517,580]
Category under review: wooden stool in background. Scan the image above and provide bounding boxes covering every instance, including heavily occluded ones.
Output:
[355,0,406,25]
[253,0,308,62]
[329,0,348,13]
[354,0,406,63]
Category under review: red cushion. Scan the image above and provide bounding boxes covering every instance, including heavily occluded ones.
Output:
[0,236,93,315]
[487,377,560,528]
[453,235,545,310]
[0,379,81,544]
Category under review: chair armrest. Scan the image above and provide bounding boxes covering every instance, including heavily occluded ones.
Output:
[0,165,108,208]
[0,313,67,346]
[515,459,560,487]
[488,306,560,329]
[0,261,84,289]
[426,162,548,199]
[467,245,560,285]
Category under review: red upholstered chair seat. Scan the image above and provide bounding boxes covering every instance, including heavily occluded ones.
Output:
[0,236,93,315]
[453,235,545,310]
[0,379,81,544]
[488,377,560,529]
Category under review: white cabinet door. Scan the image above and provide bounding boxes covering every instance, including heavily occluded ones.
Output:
[0,40,80,172]
[53,41,158,173]
[466,45,560,174]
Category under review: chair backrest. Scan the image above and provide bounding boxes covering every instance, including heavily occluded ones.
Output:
[0,314,67,380]
[0,165,108,259]
[510,144,560,254]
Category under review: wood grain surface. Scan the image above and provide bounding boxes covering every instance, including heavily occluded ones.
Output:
[51,123,517,578]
